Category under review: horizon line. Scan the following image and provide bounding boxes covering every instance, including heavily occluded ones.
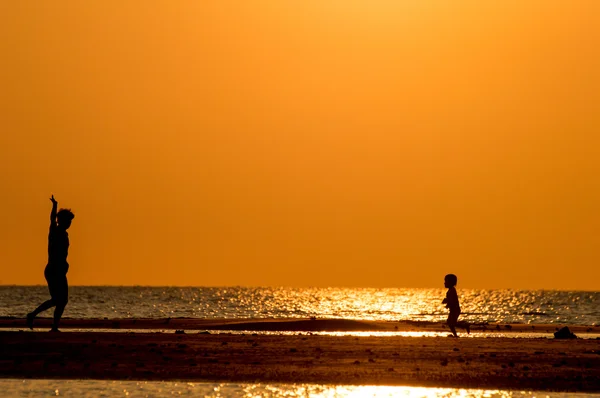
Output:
[0,284,598,292]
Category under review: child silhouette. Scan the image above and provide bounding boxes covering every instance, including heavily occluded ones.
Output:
[442,273,470,337]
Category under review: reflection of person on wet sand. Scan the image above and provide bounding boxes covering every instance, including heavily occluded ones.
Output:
[442,273,470,337]
[27,195,75,332]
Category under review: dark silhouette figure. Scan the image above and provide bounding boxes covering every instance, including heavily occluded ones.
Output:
[27,195,74,332]
[442,273,470,337]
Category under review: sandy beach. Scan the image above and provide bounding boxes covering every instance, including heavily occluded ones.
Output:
[1,318,599,392]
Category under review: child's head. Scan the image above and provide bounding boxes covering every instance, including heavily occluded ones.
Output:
[444,274,457,288]
[57,208,75,229]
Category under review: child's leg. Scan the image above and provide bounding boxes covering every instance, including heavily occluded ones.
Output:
[457,321,470,334]
[447,311,459,337]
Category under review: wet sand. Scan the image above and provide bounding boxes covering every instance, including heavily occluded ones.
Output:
[1,316,599,334]
[1,318,599,391]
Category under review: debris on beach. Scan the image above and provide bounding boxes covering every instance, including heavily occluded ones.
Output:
[554,327,577,339]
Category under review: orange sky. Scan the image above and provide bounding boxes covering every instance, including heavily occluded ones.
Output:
[1,2,599,289]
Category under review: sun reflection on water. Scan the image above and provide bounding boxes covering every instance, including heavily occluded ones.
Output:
[4,380,596,398]
[241,385,518,398]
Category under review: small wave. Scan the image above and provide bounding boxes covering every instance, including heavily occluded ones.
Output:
[518,312,549,316]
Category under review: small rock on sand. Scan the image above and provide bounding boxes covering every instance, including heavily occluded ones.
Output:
[554,327,577,339]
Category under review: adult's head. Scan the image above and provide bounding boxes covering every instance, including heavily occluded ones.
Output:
[57,209,75,230]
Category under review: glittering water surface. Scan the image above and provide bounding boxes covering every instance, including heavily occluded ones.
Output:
[2,380,599,398]
[1,286,598,325]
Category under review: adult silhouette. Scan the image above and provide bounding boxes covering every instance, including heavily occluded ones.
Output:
[27,195,74,332]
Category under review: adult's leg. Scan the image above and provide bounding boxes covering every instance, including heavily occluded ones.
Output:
[27,299,56,329]
[51,275,69,331]
[30,300,56,317]
[27,268,58,329]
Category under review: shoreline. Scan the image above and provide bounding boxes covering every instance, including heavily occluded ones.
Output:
[1,330,599,392]
[1,317,598,335]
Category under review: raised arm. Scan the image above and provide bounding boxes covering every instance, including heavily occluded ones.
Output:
[50,195,58,226]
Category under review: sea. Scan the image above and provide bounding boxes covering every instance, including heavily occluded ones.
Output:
[1,286,598,325]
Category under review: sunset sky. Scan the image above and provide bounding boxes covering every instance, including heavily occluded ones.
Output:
[1,2,598,289]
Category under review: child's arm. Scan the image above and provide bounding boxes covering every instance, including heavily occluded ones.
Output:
[49,195,58,226]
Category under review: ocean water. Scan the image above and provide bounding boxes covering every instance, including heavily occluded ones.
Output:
[3,380,600,398]
[1,286,598,325]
